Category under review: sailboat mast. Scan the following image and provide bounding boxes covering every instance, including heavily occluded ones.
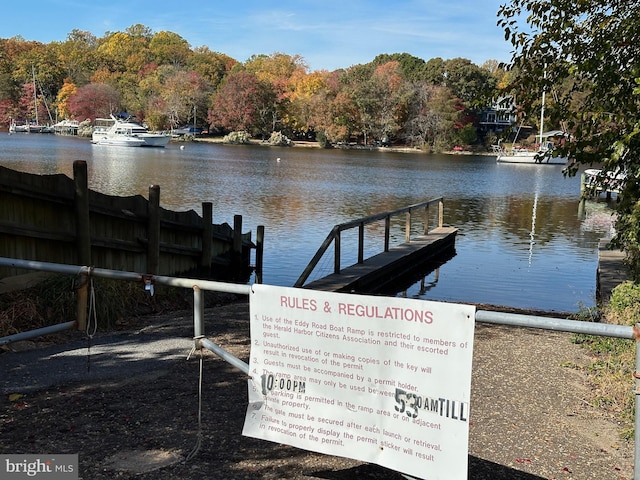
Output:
[32,65,38,126]
[538,66,546,145]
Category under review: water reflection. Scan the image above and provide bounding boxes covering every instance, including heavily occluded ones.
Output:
[0,133,613,312]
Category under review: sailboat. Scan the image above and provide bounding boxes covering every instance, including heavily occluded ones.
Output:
[495,70,568,165]
[9,66,54,133]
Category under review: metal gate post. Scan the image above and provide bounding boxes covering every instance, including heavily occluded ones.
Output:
[193,286,204,340]
[191,283,249,374]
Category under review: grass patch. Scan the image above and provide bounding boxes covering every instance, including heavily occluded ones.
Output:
[569,282,640,441]
[0,274,196,338]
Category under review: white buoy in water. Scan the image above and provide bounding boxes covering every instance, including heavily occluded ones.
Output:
[180,145,185,150]
[276,157,280,162]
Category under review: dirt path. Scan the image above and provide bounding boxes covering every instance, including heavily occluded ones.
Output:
[0,301,634,479]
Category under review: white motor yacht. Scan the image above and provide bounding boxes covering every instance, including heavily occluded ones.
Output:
[92,114,171,147]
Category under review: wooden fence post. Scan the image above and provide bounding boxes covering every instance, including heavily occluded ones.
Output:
[148,185,160,275]
[201,202,213,272]
[255,225,264,284]
[73,161,91,265]
[233,215,242,273]
[233,215,243,254]
[73,160,91,331]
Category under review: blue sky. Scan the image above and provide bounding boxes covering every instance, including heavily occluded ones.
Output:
[2,0,514,71]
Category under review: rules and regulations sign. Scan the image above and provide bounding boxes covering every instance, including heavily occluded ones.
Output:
[242,284,475,480]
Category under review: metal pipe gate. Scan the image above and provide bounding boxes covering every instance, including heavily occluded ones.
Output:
[0,256,638,478]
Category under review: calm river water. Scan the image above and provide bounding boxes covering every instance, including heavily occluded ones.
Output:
[0,133,616,313]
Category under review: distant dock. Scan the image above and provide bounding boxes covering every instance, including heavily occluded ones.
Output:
[581,169,624,200]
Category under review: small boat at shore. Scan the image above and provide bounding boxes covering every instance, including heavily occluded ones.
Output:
[92,114,171,147]
[9,119,53,134]
[53,119,79,136]
[495,67,568,165]
[9,120,29,133]
[493,130,568,164]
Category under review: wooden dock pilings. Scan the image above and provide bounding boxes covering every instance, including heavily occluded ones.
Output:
[580,169,624,200]
[294,198,457,293]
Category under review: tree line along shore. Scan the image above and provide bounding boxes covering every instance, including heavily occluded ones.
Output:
[1,26,508,153]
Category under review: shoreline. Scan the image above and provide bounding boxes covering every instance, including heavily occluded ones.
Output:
[193,137,494,156]
[4,129,493,156]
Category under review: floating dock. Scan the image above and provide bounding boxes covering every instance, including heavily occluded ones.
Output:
[303,226,457,293]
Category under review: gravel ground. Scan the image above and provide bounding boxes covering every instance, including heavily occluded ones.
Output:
[0,300,634,479]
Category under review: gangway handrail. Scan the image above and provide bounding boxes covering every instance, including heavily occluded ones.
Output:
[293,198,445,288]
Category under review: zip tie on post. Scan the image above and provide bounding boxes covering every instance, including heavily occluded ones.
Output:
[86,268,98,373]
[142,274,155,296]
[187,335,204,362]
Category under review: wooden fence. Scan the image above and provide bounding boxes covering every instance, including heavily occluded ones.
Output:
[0,161,260,285]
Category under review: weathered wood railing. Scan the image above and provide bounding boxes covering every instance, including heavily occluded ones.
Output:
[293,198,444,287]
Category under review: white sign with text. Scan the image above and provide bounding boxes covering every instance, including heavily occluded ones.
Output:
[242,284,475,480]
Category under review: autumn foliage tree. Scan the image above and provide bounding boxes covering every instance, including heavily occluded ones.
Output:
[404,83,459,150]
[209,71,276,137]
[307,70,359,144]
[55,29,99,86]
[149,31,191,67]
[66,83,120,121]
[55,79,77,120]
[286,70,327,136]
[158,69,208,129]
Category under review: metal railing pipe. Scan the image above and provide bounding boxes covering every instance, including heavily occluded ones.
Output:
[152,275,252,296]
[0,257,86,276]
[198,338,249,375]
[475,310,634,339]
[0,257,253,295]
[2,252,638,477]
[0,321,76,346]
[294,226,340,287]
